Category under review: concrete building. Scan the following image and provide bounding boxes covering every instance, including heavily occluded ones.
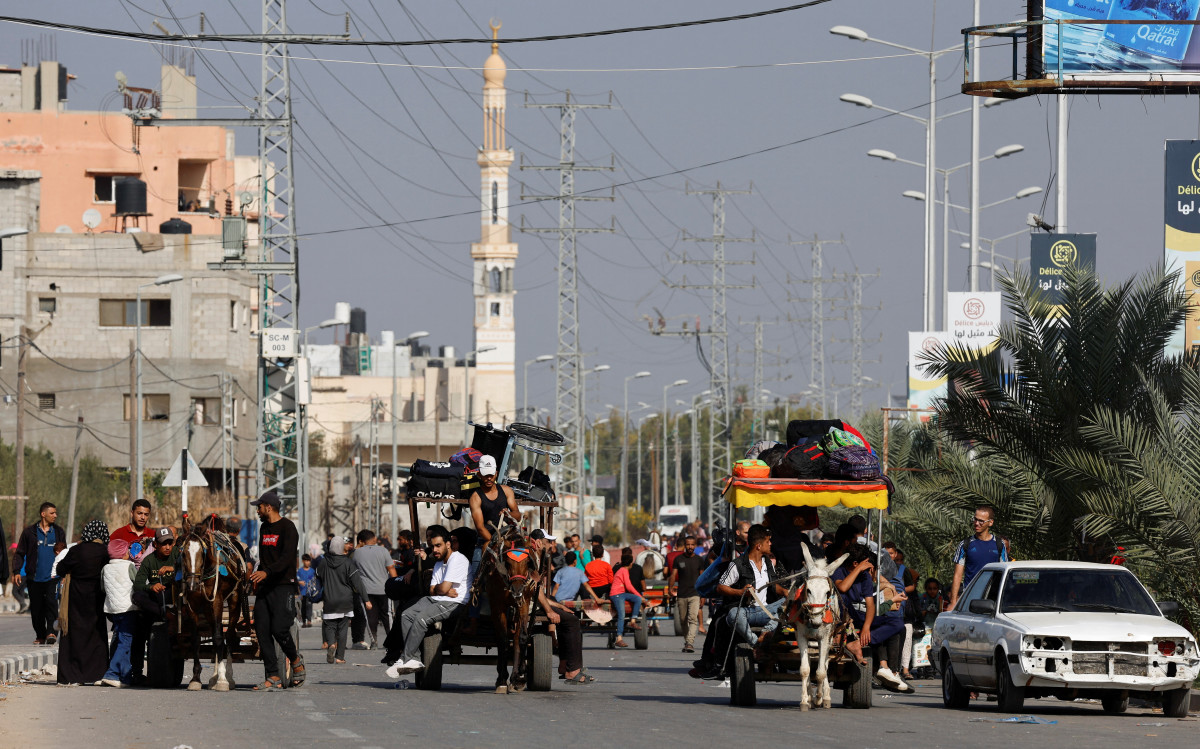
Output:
[0,59,259,493]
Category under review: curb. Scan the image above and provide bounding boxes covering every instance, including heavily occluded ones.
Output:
[0,647,58,684]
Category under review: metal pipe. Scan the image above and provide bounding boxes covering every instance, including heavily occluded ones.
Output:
[969,0,982,292]
[1057,92,1068,232]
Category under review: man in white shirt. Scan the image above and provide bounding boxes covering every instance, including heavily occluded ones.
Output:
[386,525,471,677]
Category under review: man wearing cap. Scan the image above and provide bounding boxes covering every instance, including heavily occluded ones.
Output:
[248,491,304,690]
[468,455,520,544]
[129,527,177,682]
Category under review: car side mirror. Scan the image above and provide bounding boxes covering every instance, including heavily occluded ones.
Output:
[968,599,996,616]
[1157,601,1180,617]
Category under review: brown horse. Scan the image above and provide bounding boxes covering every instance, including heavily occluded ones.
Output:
[178,517,247,691]
[480,525,544,694]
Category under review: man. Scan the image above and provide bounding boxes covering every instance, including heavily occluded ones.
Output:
[0,515,8,596]
[384,525,470,677]
[580,535,610,566]
[717,524,790,653]
[734,520,751,554]
[384,530,421,608]
[584,553,614,598]
[469,455,520,545]
[353,529,397,644]
[12,502,65,644]
[128,527,177,682]
[247,491,304,690]
[949,504,1009,609]
[669,535,705,653]
[109,499,155,546]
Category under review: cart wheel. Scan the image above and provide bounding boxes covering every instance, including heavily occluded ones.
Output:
[634,618,649,650]
[673,605,685,637]
[730,644,757,707]
[416,633,443,690]
[147,623,183,689]
[607,633,616,650]
[508,422,566,446]
[528,633,553,692]
[842,655,873,709]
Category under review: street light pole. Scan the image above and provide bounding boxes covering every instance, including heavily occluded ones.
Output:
[522,354,553,423]
[136,273,183,500]
[690,390,710,513]
[661,379,687,516]
[390,330,428,542]
[635,412,658,517]
[969,0,982,291]
[463,345,496,446]
[621,371,651,541]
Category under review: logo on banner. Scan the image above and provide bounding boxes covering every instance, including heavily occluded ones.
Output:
[962,297,986,320]
[921,336,940,352]
[1050,239,1078,267]
[1191,152,1200,183]
[1192,270,1200,287]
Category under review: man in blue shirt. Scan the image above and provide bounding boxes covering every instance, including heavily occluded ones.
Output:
[551,551,604,604]
[12,502,66,644]
[948,505,1010,610]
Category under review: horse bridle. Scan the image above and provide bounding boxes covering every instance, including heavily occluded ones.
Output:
[800,571,838,627]
[180,530,242,606]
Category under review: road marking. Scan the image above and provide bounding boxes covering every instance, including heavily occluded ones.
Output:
[328,728,360,739]
[306,713,330,722]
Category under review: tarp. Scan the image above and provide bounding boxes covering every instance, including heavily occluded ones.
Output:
[722,477,889,510]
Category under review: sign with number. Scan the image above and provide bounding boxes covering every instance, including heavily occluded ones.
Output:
[262,328,297,358]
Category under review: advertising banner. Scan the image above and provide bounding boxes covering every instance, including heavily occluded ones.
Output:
[1166,140,1200,356]
[1030,233,1098,310]
[1039,0,1200,78]
[907,331,951,413]
[947,292,1002,352]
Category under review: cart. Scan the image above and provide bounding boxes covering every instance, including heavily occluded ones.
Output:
[722,476,891,709]
[409,421,565,691]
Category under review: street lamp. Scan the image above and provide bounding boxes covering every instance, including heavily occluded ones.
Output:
[135,273,184,500]
[522,354,553,423]
[463,345,496,445]
[298,316,342,546]
[390,330,428,544]
[620,370,651,541]
[661,378,688,517]
[635,412,659,516]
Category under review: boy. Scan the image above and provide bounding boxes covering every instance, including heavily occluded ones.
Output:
[316,537,370,663]
[100,539,138,687]
[297,554,317,628]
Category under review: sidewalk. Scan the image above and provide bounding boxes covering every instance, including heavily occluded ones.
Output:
[0,642,57,683]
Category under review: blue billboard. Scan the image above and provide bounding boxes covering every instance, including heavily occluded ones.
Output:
[1041,0,1200,75]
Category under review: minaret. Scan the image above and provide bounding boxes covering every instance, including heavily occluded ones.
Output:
[470,21,517,424]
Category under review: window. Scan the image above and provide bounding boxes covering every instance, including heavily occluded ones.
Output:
[191,397,221,425]
[956,570,994,612]
[489,267,503,293]
[229,301,238,332]
[37,297,56,314]
[490,302,501,317]
[123,393,170,421]
[92,173,136,203]
[491,181,499,224]
[177,159,212,212]
[37,393,55,410]
[100,299,171,327]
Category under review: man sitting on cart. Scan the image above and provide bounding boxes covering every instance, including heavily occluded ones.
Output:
[464,455,521,634]
[717,524,792,657]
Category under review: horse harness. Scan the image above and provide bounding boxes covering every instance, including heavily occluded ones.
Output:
[180,530,246,605]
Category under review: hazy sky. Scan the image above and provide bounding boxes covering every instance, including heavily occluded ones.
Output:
[6,1,1199,425]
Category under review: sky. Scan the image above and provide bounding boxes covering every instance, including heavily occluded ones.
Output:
[5,0,1200,426]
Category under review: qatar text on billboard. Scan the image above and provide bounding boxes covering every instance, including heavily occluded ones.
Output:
[1039,0,1200,80]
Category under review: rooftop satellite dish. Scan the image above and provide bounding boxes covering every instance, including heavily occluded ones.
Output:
[238,191,254,206]
[54,225,73,234]
[82,209,102,230]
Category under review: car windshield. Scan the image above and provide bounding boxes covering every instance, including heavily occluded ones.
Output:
[1000,568,1160,616]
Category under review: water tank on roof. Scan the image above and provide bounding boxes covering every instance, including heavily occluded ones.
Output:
[159,217,192,234]
[115,177,147,215]
[334,301,351,325]
[349,307,367,335]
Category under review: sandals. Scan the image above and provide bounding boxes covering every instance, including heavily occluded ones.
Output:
[290,658,306,687]
[253,677,284,691]
[614,639,629,648]
[46,634,57,645]
[564,672,596,685]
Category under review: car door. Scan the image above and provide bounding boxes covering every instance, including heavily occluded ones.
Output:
[965,571,1004,687]
[939,570,994,687]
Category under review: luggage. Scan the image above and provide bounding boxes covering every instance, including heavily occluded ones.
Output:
[411,459,464,479]
[825,445,881,480]
[822,427,866,451]
[516,465,555,502]
[450,447,483,470]
[770,441,828,479]
[733,459,770,478]
[786,419,872,452]
[757,444,788,468]
[406,473,462,500]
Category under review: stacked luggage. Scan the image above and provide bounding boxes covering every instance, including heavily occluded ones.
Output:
[736,419,882,483]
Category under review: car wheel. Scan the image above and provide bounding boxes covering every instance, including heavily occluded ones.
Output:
[941,653,970,710]
[1101,691,1128,714]
[1163,687,1192,719]
[996,660,1026,712]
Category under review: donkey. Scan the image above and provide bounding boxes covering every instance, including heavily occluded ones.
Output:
[178,517,247,691]
[481,525,543,694]
[794,544,849,710]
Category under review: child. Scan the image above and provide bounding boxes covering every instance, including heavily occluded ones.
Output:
[297,553,316,628]
[100,539,138,687]
[316,537,370,664]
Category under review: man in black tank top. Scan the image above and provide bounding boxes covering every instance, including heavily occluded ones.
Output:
[469,456,520,544]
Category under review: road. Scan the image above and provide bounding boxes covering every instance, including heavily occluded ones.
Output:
[0,613,1195,748]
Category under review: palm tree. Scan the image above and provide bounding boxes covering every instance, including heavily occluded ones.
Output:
[919,264,1194,560]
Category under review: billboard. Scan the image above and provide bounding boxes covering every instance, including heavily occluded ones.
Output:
[1038,0,1200,79]
[947,292,1002,352]
[1166,140,1200,356]
[907,331,951,413]
[1030,233,1098,311]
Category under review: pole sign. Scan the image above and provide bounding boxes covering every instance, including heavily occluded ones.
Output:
[1030,233,1097,310]
[947,292,1002,351]
[262,328,298,359]
[907,331,951,414]
[1166,140,1200,356]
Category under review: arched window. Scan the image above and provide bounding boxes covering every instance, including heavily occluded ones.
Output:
[491,181,499,224]
[489,267,503,293]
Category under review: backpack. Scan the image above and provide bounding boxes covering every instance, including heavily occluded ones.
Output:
[450,447,483,470]
[770,441,828,479]
[826,445,881,480]
[733,459,770,478]
[822,427,867,451]
[305,573,324,604]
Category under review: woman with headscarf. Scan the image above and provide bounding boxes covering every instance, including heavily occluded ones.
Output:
[56,520,111,685]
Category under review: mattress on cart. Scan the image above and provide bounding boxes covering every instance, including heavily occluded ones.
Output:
[723,476,889,510]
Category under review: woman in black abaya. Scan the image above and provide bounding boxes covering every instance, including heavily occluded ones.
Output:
[56,520,110,685]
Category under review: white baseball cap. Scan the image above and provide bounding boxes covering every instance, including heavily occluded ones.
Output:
[531,528,556,542]
[478,455,497,476]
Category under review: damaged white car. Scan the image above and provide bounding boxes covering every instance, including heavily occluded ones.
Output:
[932,561,1197,716]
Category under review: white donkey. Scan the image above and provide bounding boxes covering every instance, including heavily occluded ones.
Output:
[796,545,849,710]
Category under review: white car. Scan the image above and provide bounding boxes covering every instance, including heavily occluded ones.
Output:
[932,560,1198,716]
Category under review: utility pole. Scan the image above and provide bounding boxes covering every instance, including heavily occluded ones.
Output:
[128,339,137,505]
[520,90,614,509]
[788,235,846,419]
[735,317,780,441]
[831,270,883,420]
[660,183,755,530]
[14,326,28,529]
[368,398,382,532]
[66,413,83,542]
[221,372,234,501]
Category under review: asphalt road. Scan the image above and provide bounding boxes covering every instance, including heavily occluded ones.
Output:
[0,614,1195,748]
